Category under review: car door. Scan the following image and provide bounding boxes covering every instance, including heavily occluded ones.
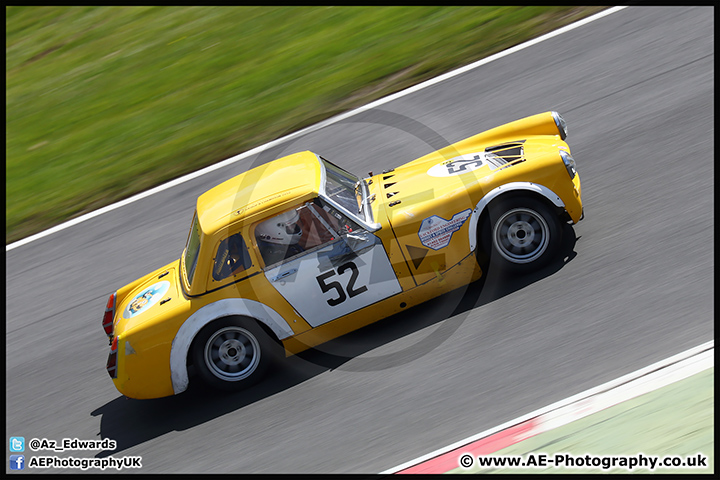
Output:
[258,199,402,328]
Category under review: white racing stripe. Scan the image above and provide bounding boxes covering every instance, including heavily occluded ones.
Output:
[6,6,627,252]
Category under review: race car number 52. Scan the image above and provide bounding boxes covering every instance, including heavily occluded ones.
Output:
[316,262,368,306]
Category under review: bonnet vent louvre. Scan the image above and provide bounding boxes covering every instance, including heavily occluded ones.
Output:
[485,141,526,170]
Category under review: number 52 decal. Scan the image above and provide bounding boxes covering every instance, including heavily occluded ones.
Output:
[316,261,368,306]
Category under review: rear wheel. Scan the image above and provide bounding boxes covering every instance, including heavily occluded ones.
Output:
[192,317,279,391]
[482,196,562,272]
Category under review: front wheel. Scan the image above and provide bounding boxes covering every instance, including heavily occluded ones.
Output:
[192,317,280,392]
[482,196,562,272]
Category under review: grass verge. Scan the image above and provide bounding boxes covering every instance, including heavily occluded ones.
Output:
[6,6,606,244]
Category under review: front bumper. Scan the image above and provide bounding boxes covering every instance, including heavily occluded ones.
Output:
[565,172,583,224]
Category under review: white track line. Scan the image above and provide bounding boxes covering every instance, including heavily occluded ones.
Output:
[7,6,627,252]
[380,340,714,474]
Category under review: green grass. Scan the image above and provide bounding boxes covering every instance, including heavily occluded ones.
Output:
[6,6,606,244]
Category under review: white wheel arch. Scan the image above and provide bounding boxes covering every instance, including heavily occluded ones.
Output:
[468,182,565,252]
[169,298,293,395]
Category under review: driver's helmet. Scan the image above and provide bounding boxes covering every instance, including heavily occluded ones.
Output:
[256,209,302,245]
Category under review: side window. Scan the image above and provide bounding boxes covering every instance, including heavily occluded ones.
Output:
[298,202,338,250]
[255,202,339,268]
[314,198,363,239]
[212,233,252,281]
[313,199,373,271]
[255,200,370,268]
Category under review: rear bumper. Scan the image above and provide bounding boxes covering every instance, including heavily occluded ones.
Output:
[108,338,175,399]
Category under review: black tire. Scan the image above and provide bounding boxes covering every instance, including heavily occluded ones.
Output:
[192,317,280,392]
[481,196,562,273]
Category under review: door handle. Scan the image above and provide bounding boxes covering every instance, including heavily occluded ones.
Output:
[271,268,297,282]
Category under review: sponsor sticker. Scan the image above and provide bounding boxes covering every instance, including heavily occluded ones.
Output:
[427,153,486,177]
[122,281,170,319]
[418,209,472,250]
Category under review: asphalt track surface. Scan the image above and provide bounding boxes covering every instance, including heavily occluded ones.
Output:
[6,7,713,474]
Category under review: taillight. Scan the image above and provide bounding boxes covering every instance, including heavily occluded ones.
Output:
[102,292,116,336]
[106,335,118,379]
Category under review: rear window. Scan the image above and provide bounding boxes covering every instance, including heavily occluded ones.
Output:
[183,214,201,286]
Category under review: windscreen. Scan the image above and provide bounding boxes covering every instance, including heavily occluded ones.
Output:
[322,159,361,214]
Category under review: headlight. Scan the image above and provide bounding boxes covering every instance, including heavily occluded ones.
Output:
[552,111,568,140]
[559,150,576,179]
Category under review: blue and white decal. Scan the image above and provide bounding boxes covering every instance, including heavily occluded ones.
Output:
[123,281,170,319]
[418,209,472,250]
[427,152,486,177]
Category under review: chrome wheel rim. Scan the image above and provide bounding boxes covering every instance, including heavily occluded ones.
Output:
[494,207,549,264]
[204,326,260,381]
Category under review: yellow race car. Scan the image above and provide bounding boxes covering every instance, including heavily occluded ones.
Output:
[102,111,583,399]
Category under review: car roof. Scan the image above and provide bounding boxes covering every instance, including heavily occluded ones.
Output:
[196,151,322,236]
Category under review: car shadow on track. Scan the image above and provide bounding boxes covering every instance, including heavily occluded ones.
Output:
[91,223,578,458]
